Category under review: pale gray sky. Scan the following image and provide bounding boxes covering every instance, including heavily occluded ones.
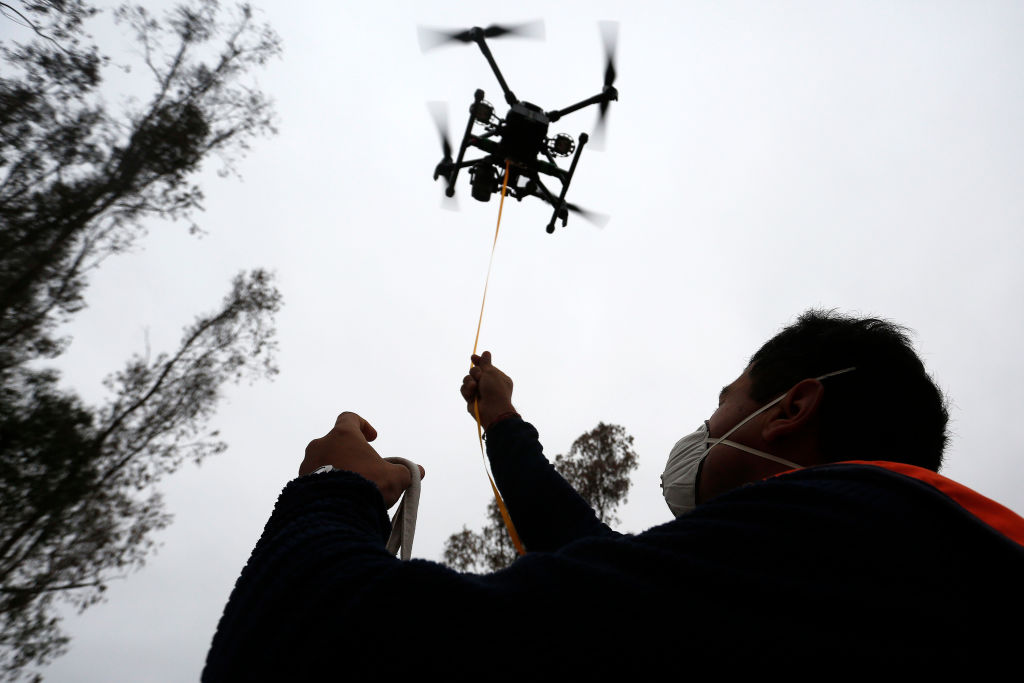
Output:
[17,1,1024,680]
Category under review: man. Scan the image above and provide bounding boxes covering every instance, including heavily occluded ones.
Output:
[203,311,1023,680]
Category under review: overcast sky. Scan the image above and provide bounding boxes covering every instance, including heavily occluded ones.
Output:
[11,0,1022,680]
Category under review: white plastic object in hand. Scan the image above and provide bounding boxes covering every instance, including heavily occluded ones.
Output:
[384,457,422,561]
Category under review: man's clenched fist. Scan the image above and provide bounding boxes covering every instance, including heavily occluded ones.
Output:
[299,412,424,508]
[461,351,517,430]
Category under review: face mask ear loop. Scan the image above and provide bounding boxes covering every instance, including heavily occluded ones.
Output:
[708,394,784,453]
[706,367,856,466]
[714,440,803,470]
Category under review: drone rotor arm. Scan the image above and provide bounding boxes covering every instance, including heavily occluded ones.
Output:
[545,87,619,123]
[470,33,518,105]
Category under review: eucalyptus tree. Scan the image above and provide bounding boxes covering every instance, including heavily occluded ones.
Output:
[443,422,639,573]
[0,1,283,677]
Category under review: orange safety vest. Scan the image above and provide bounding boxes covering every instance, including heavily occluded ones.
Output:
[833,460,1024,548]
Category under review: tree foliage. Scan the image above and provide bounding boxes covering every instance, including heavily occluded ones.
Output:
[0,0,280,370]
[443,422,639,574]
[0,1,282,678]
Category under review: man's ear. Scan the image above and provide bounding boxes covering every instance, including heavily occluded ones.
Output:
[761,378,824,443]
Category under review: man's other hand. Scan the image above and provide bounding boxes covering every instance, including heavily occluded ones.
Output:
[299,412,424,508]
[461,351,517,429]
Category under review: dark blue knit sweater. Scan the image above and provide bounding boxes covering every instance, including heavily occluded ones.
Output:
[203,417,1024,680]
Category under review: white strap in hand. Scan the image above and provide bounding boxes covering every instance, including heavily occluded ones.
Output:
[384,457,421,560]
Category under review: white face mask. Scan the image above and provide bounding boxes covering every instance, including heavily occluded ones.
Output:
[660,367,856,517]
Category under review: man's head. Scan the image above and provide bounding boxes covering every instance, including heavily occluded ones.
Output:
[694,309,949,506]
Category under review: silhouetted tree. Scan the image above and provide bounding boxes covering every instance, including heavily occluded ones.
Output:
[443,422,639,573]
[0,1,282,678]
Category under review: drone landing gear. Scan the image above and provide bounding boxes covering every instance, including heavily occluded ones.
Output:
[442,89,486,197]
[546,132,588,234]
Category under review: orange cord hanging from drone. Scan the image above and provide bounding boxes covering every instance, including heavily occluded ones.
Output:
[470,160,525,556]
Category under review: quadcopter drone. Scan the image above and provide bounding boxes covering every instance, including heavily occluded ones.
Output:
[420,21,619,234]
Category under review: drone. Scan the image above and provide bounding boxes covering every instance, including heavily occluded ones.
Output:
[420,21,619,234]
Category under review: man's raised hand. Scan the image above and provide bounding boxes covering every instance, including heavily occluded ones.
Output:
[299,412,424,508]
[461,351,517,429]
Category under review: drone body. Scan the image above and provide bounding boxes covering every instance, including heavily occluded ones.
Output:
[423,22,618,233]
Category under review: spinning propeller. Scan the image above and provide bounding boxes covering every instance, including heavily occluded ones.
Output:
[592,21,619,149]
[427,101,458,210]
[417,21,546,51]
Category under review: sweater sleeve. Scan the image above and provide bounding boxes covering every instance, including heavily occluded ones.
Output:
[205,461,1016,678]
[484,417,618,551]
[203,468,639,680]
[202,471,394,681]
[203,468,627,680]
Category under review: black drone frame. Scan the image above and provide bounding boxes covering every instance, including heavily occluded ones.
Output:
[430,25,618,233]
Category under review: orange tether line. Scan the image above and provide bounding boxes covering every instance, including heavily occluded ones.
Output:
[471,160,525,556]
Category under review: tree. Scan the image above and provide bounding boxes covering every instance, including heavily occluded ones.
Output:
[443,422,639,573]
[0,1,282,678]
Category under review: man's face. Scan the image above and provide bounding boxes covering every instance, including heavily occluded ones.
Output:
[697,365,790,504]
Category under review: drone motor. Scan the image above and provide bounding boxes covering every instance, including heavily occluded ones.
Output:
[471,99,494,124]
[549,133,575,157]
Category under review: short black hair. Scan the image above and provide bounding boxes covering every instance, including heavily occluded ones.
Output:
[748,309,949,471]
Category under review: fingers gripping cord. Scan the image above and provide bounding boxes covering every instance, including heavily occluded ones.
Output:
[385,457,421,560]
